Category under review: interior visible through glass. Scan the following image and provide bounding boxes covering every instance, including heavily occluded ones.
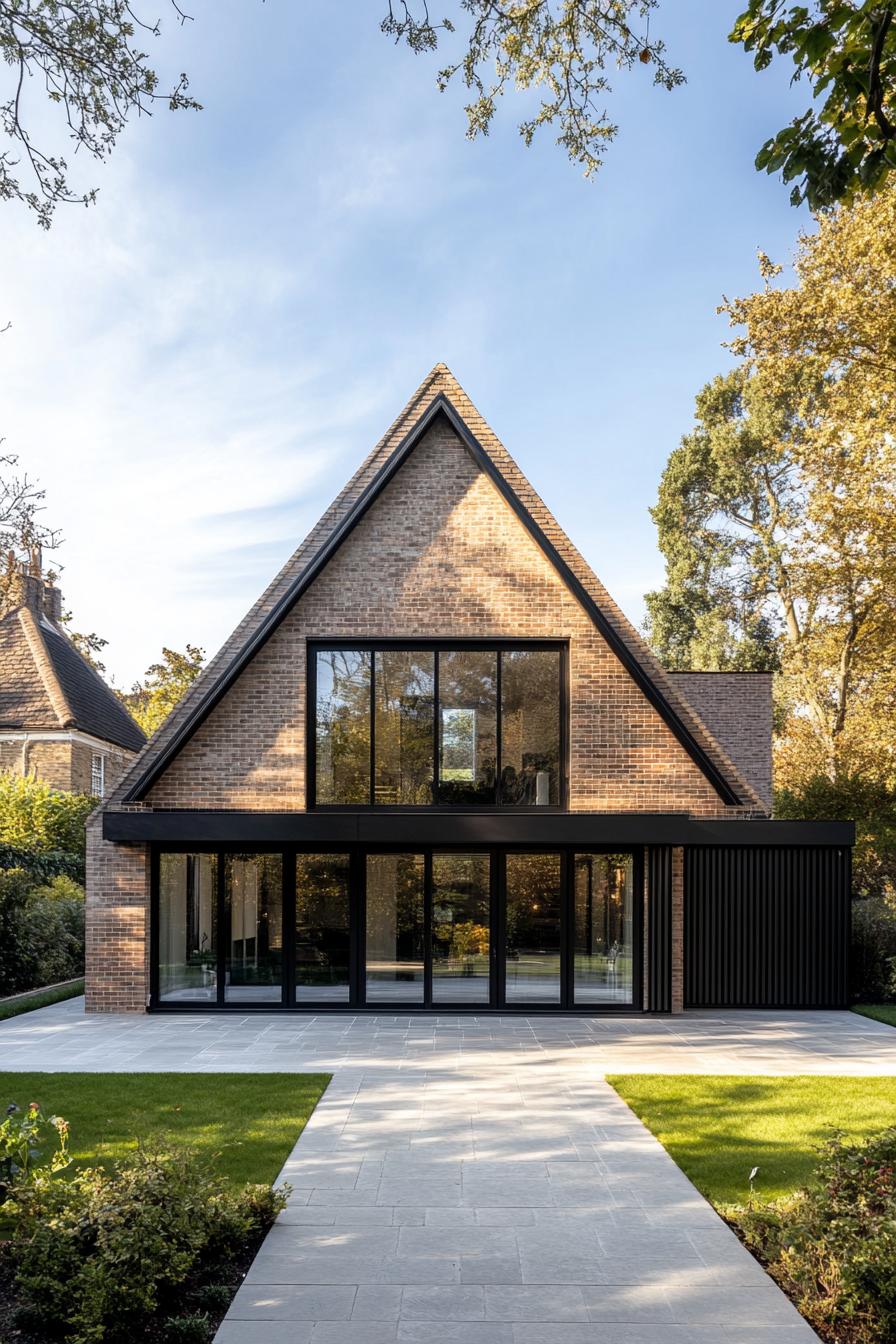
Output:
[431,853,491,1003]
[436,649,497,803]
[296,853,351,1002]
[500,648,561,804]
[315,649,371,804]
[158,852,217,1002]
[375,650,434,804]
[573,852,634,1004]
[365,853,425,1002]
[504,852,562,1003]
[224,853,283,1002]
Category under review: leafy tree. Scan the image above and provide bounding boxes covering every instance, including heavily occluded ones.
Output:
[122,643,205,737]
[0,774,94,852]
[385,1,896,204]
[0,0,199,228]
[647,184,896,782]
[733,0,896,208]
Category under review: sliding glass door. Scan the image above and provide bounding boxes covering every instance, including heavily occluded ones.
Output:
[154,845,639,1011]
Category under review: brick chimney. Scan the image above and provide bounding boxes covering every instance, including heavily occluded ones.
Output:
[4,548,63,622]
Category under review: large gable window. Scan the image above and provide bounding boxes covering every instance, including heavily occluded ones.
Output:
[312,642,564,808]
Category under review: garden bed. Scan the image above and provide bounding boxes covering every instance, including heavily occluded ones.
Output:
[0,1073,330,1344]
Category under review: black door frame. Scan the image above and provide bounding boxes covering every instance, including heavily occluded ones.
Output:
[149,842,643,1015]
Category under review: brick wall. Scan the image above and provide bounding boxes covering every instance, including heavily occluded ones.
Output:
[84,814,148,1013]
[669,673,773,810]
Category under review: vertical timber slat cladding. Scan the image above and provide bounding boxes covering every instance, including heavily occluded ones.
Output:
[684,846,850,1009]
[646,847,672,1013]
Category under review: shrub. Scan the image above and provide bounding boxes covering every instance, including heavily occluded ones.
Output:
[11,1147,287,1344]
[0,774,95,856]
[852,897,896,1002]
[0,844,84,884]
[0,868,85,996]
[734,1128,896,1344]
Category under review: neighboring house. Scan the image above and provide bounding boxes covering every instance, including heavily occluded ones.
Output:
[0,563,146,796]
[88,367,853,1015]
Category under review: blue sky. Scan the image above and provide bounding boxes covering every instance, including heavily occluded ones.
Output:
[0,1,809,686]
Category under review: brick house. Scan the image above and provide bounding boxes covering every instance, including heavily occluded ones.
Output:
[0,563,145,796]
[88,367,852,1015]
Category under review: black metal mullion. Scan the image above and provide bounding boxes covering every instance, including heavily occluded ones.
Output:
[433,652,440,805]
[282,848,296,1007]
[369,652,376,808]
[424,851,433,1008]
[216,850,227,1008]
[495,651,503,806]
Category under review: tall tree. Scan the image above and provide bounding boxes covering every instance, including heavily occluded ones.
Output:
[646,183,896,782]
[0,0,199,227]
[122,644,205,737]
[0,453,59,615]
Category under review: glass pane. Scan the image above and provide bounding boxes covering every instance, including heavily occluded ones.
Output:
[437,650,497,804]
[500,649,561,805]
[296,854,351,1003]
[375,650,434,804]
[158,853,217,1002]
[365,854,424,1002]
[316,650,371,804]
[505,853,562,1004]
[574,853,634,1004]
[432,853,491,1004]
[225,854,283,1002]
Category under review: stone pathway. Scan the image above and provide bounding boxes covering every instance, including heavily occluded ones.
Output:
[5,1003,894,1342]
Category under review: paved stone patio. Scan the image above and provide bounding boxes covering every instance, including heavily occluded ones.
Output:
[3,1003,895,1342]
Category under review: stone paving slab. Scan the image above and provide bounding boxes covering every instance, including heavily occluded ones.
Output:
[3,1002,891,1342]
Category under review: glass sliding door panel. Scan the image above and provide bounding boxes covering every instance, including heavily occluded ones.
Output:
[375,650,434,805]
[500,649,561,805]
[296,854,351,1003]
[574,853,634,1004]
[437,650,497,804]
[316,649,371,804]
[504,853,562,1004]
[158,853,217,1002]
[225,853,283,1003]
[365,854,425,1002]
[431,853,491,1004]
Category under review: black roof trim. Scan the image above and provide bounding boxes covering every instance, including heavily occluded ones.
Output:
[123,393,741,804]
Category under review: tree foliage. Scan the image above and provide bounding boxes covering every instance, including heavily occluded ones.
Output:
[382,1,683,180]
[647,184,896,791]
[733,0,896,209]
[386,1,896,204]
[121,643,204,738]
[0,0,199,228]
[0,774,94,853]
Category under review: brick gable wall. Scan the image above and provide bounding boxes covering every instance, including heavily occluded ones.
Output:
[146,423,757,815]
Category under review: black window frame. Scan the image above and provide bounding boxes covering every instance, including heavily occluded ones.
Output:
[149,841,642,1014]
[307,638,569,811]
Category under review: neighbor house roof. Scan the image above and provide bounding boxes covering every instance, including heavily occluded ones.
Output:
[107,364,765,810]
[0,603,146,753]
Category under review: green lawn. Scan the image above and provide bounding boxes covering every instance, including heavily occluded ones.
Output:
[0,979,85,1020]
[608,1074,896,1206]
[852,1003,896,1028]
[0,1072,330,1187]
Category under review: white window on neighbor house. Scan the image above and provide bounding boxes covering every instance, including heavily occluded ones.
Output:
[91,753,106,797]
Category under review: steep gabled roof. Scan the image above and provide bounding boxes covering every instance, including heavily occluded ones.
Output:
[109,365,763,809]
[0,604,146,753]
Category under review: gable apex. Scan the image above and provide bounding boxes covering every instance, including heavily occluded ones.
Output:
[109,365,762,808]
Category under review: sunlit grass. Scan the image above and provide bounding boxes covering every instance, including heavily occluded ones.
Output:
[0,979,85,1020]
[852,1004,896,1028]
[0,1073,330,1187]
[608,1075,896,1205]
